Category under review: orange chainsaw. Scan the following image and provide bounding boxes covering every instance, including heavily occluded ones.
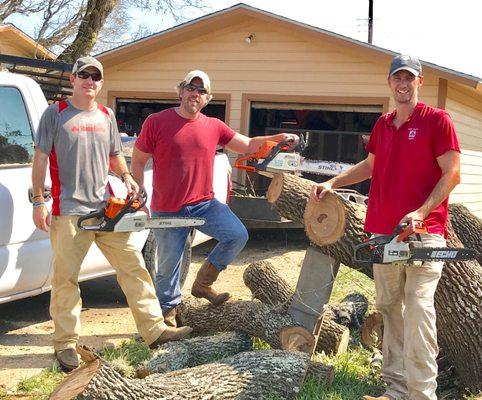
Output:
[354,220,477,266]
[235,135,353,176]
[77,189,205,232]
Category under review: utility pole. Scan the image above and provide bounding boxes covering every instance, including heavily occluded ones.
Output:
[368,0,374,44]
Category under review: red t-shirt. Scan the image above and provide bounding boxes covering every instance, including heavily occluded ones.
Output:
[365,102,460,237]
[136,108,235,212]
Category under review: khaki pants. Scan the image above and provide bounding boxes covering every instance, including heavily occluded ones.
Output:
[374,233,445,400]
[49,216,165,351]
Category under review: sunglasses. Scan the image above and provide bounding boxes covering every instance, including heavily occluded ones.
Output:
[76,71,102,81]
[183,83,208,95]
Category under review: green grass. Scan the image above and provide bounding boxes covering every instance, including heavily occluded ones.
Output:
[15,364,65,400]
[101,338,151,377]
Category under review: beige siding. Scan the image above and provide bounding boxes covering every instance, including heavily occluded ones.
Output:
[445,83,482,217]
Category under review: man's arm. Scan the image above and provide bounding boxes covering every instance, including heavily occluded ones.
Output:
[130,147,151,189]
[109,154,139,194]
[400,150,460,224]
[310,153,375,201]
[31,148,50,232]
[224,132,299,154]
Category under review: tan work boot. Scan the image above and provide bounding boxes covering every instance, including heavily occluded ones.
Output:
[148,325,193,349]
[54,348,79,371]
[163,307,177,328]
[191,260,231,305]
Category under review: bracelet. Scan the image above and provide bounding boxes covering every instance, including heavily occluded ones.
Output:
[33,201,46,208]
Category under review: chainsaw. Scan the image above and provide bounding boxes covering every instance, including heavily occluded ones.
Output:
[354,220,477,266]
[235,135,354,176]
[77,189,205,232]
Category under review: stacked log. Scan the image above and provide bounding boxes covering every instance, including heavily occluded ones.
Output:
[267,173,482,392]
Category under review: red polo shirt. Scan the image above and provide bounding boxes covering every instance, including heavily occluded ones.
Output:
[364,102,460,237]
[136,108,235,212]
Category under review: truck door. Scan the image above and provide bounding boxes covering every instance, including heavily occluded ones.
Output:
[0,84,51,302]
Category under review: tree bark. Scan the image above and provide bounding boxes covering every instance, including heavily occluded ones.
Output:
[448,203,482,265]
[177,297,350,356]
[51,348,310,400]
[267,173,482,391]
[137,331,252,377]
[243,260,293,309]
[58,0,117,62]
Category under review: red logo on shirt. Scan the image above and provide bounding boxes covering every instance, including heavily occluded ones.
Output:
[72,124,106,133]
[408,128,418,140]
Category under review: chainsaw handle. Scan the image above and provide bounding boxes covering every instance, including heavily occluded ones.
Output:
[77,209,109,231]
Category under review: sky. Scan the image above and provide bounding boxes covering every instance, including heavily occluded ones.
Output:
[8,0,482,79]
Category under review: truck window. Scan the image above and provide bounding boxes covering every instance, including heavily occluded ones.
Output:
[0,86,33,165]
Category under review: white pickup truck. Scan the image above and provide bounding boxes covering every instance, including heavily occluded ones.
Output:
[0,71,231,304]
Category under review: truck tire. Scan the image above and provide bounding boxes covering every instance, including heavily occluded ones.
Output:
[142,230,193,290]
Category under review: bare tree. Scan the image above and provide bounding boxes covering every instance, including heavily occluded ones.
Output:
[2,0,208,60]
[0,0,43,22]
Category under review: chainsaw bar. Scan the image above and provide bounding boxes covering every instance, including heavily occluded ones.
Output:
[144,217,205,229]
[410,247,477,262]
[297,159,354,176]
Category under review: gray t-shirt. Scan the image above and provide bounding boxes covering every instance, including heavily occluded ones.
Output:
[35,100,121,215]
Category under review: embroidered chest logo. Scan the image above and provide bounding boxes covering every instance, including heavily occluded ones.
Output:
[408,128,418,140]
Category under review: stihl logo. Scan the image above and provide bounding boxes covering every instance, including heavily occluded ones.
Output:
[430,250,458,258]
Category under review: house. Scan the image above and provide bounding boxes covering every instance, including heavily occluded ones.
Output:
[95,3,482,217]
[0,24,55,59]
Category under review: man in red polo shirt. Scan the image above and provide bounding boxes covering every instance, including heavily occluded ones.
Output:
[311,55,460,400]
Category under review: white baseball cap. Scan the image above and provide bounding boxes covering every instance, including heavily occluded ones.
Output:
[182,70,211,94]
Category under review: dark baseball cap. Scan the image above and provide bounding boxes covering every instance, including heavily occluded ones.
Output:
[389,55,422,77]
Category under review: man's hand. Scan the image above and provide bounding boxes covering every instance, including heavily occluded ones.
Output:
[124,174,139,195]
[33,205,50,232]
[310,181,333,201]
[277,133,299,149]
[399,209,426,225]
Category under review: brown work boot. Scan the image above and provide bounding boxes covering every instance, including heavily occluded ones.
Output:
[54,348,79,371]
[163,307,177,328]
[362,396,392,400]
[148,326,193,349]
[191,260,231,305]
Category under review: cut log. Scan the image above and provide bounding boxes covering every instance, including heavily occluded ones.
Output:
[317,315,350,355]
[137,331,252,377]
[360,311,384,350]
[51,347,310,400]
[306,361,335,384]
[280,326,315,353]
[243,260,293,309]
[177,297,350,356]
[303,192,346,246]
[177,297,293,349]
[266,173,313,223]
[448,203,482,265]
[267,173,482,391]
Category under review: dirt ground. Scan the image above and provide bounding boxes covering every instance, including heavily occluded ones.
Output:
[0,230,309,391]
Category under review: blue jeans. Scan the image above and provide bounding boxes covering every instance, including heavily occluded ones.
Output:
[152,198,248,311]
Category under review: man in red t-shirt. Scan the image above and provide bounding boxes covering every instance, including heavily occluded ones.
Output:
[131,70,299,327]
[311,55,460,400]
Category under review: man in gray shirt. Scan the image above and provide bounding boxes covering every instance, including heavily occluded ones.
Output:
[31,56,192,371]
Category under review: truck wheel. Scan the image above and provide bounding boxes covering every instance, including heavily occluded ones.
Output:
[142,230,193,290]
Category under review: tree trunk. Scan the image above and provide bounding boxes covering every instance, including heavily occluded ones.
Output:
[51,348,310,400]
[267,173,482,391]
[137,331,252,377]
[177,297,350,356]
[58,0,117,62]
[243,260,293,309]
[448,203,482,265]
